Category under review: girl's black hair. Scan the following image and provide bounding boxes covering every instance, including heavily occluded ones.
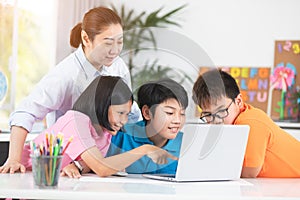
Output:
[73,76,133,131]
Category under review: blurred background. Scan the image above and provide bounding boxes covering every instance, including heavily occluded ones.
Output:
[1,0,300,131]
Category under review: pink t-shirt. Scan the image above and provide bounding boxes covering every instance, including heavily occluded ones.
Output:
[21,110,112,169]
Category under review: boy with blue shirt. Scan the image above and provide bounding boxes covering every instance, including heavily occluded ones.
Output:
[106,79,188,174]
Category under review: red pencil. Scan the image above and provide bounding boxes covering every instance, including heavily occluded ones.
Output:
[61,136,73,155]
[45,132,49,149]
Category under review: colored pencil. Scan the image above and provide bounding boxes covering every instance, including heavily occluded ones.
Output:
[61,136,73,155]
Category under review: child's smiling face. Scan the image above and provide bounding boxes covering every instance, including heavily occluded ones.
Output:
[145,98,186,143]
[107,100,132,135]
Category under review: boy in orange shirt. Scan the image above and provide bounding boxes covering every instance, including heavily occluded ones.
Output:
[192,69,300,178]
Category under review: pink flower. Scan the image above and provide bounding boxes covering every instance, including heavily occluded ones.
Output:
[270,65,295,92]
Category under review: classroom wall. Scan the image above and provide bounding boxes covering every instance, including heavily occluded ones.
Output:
[111,0,300,66]
[57,0,300,66]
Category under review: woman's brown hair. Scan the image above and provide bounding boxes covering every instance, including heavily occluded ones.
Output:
[70,6,122,48]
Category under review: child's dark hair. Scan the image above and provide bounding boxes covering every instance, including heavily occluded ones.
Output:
[73,76,133,131]
[192,69,240,109]
[137,78,188,120]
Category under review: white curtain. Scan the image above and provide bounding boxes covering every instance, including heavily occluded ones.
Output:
[55,0,108,64]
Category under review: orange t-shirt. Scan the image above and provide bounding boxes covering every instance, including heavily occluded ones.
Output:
[234,103,300,177]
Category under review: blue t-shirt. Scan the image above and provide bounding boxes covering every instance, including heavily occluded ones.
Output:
[106,121,183,174]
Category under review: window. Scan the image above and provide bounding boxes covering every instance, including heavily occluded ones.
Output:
[0,0,56,130]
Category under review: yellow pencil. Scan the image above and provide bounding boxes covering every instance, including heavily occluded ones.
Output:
[49,134,53,156]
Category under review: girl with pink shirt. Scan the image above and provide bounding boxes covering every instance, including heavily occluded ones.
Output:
[20,76,177,178]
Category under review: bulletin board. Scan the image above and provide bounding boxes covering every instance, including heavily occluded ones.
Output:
[270,40,300,121]
[199,67,271,113]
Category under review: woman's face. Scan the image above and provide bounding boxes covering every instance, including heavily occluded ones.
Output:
[83,23,123,69]
[107,100,132,135]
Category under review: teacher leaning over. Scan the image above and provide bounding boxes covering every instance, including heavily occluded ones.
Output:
[0,6,141,174]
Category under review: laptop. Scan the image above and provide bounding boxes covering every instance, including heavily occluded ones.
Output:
[143,124,249,182]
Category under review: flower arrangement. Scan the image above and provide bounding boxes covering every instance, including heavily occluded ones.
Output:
[270,62,296,120]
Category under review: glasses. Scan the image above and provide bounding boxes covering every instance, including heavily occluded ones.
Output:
[199,100,234,123]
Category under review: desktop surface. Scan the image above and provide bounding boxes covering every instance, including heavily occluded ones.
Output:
[1,172,300,200]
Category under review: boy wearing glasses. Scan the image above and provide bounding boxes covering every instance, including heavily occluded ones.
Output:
[192,69,300,178]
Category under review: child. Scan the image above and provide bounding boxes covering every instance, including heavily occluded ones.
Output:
[0,76,175,178]
[106,78,189,174]
[192,69,300,178]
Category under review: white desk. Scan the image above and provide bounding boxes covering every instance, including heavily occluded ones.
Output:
[0,172,300,200]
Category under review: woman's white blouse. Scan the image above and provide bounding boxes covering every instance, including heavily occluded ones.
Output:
[9,47,139,132]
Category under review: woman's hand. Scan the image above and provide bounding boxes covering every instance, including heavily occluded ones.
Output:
[0,126,28,174]
[144,144,178,165]
[0,159,26,174]
[60,162,81,178]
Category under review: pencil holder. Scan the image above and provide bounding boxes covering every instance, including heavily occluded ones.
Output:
[31,155,63,188]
